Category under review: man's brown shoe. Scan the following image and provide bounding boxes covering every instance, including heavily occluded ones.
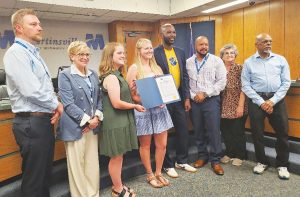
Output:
[212,164,224,175]
[193,160,207,168]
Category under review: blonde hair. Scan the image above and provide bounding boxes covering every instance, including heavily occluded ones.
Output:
[134,38,162,79]
[11,8,37,34]
[67,41,90,62]
[99,42,124,76]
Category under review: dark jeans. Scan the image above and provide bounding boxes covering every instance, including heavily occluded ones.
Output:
[163,101,189,168]
[190,96,223,164]
[221,116,247,160]
[12,115,55,197]
[248,99,289,167]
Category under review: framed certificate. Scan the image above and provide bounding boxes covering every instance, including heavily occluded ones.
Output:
[135,74,181,109]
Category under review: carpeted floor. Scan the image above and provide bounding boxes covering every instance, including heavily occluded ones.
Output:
[100,160,300,197]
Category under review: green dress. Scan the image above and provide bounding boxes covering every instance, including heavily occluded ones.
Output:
[99,70,138,157]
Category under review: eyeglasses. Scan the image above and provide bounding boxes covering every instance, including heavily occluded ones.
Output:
[224,51,236,56]
[76,53,91,58]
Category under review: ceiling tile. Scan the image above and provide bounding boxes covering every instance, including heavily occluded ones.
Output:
[15,1,52,11]
[101,10,133,18]
[42,12,73,19]
[70,14,97,20]
[76,8,110,16]
[0,0,17,8]
[92,17,116,23]
[48,5,81,14]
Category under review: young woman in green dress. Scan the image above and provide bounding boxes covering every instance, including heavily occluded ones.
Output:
[99,42,145,197]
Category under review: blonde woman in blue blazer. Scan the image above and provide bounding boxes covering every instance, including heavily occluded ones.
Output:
[57,41,103,197]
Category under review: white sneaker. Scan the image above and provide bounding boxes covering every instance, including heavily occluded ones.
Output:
[175,163,197,173]
[164,168,179,178]
[220,155,232,164]
[278,167,290,180]
[253,163,268,174]
[232,158,243,166]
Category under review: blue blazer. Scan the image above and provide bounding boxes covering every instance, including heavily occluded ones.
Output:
[154,45,190,100]
[57,67,102,141]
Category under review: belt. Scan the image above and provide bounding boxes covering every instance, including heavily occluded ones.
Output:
[15,112,52,117]
[257,92,275,98]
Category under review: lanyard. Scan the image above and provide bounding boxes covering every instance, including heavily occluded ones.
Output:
[84,76,93,98]
[15,40,51,78]
[194,54,209,75]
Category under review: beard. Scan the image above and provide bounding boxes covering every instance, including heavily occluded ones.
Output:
[196,49,208,57]
[163,36,174,45]
[263,49,271,54]
[30,34,43,43]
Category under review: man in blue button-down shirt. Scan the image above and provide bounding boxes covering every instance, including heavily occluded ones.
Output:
[241,33,291,180]
[3,9,63,196]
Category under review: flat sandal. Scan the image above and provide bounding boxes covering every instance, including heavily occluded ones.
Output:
[155,174,170,186]
[146,174,164,188]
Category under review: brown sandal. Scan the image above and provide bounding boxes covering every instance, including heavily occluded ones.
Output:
[155,174,170,186]
[147,173,164,188]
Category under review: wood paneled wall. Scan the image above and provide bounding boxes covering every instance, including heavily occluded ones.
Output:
[150,0,299,79]
[220,0,299,79]
[107,0,300,138]
[108,1,299,78]
[154,0,300,137]
[108,21,154,43]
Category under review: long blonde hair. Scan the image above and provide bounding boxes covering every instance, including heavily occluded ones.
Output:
[134,38,162,79]
[99,42,124,76]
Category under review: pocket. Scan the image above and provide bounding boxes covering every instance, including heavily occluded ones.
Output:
[13,117,31,138]
[29,116,52,138]
[12,117,31,157]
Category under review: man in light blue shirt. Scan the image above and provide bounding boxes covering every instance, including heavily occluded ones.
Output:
[241,33,291,180]
[3,9,63,196]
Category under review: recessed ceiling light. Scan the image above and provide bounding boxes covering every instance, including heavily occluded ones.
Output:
[202,0,248,13]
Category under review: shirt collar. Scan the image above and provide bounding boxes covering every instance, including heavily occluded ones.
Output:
[194,53,210,61]
[70,64,92,77]
[15,37,40,54]
[254,51,275,60]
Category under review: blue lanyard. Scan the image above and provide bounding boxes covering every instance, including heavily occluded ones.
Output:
[84,76,93,97]
[15,40,50,78]
[194,54,209,75]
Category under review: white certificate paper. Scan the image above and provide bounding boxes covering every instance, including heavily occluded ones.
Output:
[155,75,180,103]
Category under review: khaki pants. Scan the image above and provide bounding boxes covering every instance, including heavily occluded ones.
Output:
[65,131,100,197]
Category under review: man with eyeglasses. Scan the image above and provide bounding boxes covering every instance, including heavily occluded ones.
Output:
[154,23,197,178]
[241,33,291,179]
[3,9,63,197]
[186,36,226,175]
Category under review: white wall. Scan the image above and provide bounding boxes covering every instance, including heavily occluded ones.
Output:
[0,16,108,77]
